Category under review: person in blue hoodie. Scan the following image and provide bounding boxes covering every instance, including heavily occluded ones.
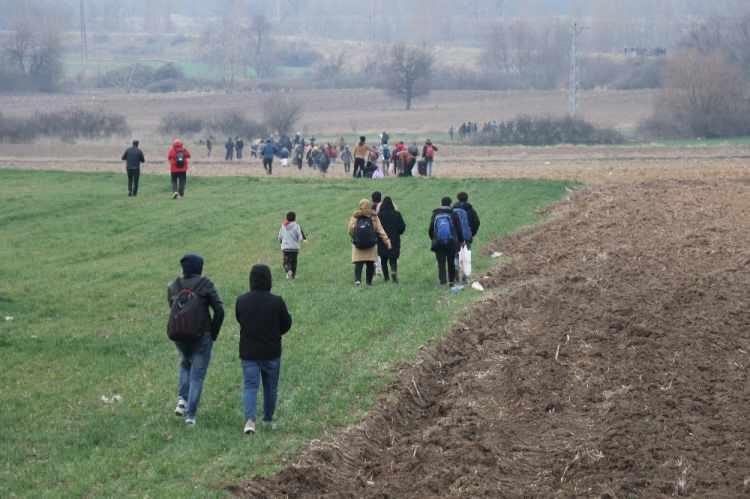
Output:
[262,139,276,175]
[235,264,292,434]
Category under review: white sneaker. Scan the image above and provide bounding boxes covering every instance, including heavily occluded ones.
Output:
[286,270,292,280]
[244,419,256,434]
[172,192,179,199]
[185,417,196,426]
[175,398,187,416]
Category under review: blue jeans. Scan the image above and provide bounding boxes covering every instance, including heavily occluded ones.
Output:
[426,159,433,176]
[176,334,213,418]
[241,358,281,422]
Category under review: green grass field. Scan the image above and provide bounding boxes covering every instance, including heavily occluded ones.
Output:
[0,170,570,498]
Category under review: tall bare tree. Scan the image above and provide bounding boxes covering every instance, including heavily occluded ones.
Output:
[262,94,304,136]
[384,44,433,110]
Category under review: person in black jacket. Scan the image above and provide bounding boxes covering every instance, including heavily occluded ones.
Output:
[428,196,464,288]
[121,140,145,196]
[167,254,225,425]
[377,197,406,283]
[235,264,292,434]
[453,191,481,283]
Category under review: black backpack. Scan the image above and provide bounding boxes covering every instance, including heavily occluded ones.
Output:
[167,278,209,342]
[352,216,378,249]
[175,150,186,168]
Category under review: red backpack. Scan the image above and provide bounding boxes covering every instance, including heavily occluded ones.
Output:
[425,144,435,159]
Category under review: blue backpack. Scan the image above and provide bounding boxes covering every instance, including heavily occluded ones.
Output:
[453,207,473,242]
[433,213,457,247]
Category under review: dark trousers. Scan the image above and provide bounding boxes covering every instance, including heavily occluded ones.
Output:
[354,261,375,285]
[283,250,298,277]
[380,255,398,280]
[344,161,351,173]
[127,169,140,195]
[435,248,457,285]
[226,150,233,160]
[353,158,365,178]
[263,158,273,174]
[171,172,187,196]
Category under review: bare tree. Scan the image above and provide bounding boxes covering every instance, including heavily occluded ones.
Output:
[3,15,63,92]
[5,19,34,73]
[248,15,274,78]
[645,50,750,138]
[384,44,433,111]
[262,94,304,136]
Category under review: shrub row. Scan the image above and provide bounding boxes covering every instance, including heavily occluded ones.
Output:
[158,111,268,139]
[0,109,129,143]
[470,115,626,146]
[96,63,195,93]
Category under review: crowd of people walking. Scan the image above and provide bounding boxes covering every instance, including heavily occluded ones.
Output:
[164,187,480,433]
[195,131,441,179]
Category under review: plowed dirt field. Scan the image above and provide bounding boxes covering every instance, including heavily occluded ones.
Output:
[232,177,750,498]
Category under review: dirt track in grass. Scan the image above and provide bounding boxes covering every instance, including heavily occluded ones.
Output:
[232,177,750,498]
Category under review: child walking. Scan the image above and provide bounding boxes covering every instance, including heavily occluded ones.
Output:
[278,212,306,279]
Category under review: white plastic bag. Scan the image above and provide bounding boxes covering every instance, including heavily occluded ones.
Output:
[459,245,472,279]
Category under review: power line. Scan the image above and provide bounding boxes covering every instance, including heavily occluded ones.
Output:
[568,22,585,116]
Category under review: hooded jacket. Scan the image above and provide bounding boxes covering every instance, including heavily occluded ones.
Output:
[168,140,191,173]
[262,142,276,159]
[121,146,145,171]
[235,265,292,361]
[377,200,406,258]
[348,199,391,263]
[167,254,225,341]
[452,201,481,238]
[428,206,463,252]
[278,221,306,251]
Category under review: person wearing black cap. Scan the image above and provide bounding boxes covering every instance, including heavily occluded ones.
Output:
[167,254,225,426]
[235,264,292,434]
[121,140,145,196]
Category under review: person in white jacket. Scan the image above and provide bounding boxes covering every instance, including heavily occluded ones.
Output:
[278,211,307,279]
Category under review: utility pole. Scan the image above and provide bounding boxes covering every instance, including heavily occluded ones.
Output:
[568,22,584,117]
[80,0,88,64]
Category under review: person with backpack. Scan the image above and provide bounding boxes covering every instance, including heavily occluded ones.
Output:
[121,140,145,197]
[278,211,306,280]
[279,146,290,168]
[168,139,191,199]
[348,199,391,287]
[167,254,225,426]
[293,143,305,170]
[453,192,481,284]
[422,139,439,177]
[377,197,406,283]
[341,145,353,174]
[381,144,391,176]
[225,138,235,161]
[262,139,276,175]
[429,196,464,289]
[235,264,292,435]
[318,147,331,176]
[236,137,244,160]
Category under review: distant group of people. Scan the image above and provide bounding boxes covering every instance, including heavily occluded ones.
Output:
[164,188,480,432]
[449,122,483,141]
[198,131,441,179]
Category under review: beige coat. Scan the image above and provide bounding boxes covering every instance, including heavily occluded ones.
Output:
[348,204,391,263]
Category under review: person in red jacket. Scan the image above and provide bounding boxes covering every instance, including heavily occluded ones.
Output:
[168,139,191,199]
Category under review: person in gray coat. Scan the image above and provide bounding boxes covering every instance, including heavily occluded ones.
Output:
[278,211,307,279]
[121,140,145,196]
